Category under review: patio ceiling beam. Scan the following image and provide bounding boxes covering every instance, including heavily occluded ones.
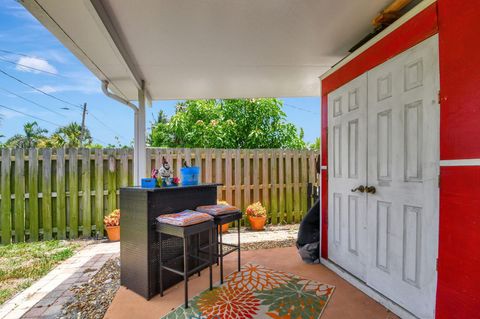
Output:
[87,0,152,104]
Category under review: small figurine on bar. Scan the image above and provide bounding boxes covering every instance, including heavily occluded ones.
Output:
[154,157,179,187]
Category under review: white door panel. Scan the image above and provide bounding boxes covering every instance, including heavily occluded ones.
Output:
[327,35,439,319]
[366,35,439,319]
[328,74,368,280]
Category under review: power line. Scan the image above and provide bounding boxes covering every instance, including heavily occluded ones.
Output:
[0,49,30,57]
[88,112,127,139]
[0,60,126,143]
[0,67,83,110]
[283,103,320,115]
[0,103,109,145]
[0,103,63,127]
[0,86,71,117]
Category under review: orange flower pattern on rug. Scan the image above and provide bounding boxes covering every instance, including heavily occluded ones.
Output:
[162,263,335,319]
[195,286,260,319]
[225,263,292,291]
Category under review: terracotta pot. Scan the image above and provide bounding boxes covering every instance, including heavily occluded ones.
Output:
[248,216,266,231]
[105,225,120,241]
[219,224,229,233]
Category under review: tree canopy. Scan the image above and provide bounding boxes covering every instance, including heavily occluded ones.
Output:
[4,122,48,148]
[149,99,308,149]
[3,121,93,148]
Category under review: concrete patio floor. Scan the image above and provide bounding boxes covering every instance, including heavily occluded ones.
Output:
[105,246,399,319]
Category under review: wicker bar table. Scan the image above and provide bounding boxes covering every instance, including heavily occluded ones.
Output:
[119,184,219,299]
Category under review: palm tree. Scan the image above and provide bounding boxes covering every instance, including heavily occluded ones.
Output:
[48,122,92,147]
[5,121,48,148]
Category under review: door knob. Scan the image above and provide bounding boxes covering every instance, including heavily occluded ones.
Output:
[351,185,365,193]
[365,186,376,194]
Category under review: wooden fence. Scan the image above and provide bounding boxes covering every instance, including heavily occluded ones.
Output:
[0,148,319,244]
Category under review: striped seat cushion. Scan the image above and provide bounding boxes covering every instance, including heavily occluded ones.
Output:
[195,204,240,216]
[156,210,213,226]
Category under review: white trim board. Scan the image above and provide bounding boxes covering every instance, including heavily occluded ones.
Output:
[440,159,480,167]
[319,0,436,81]
[320,258,419,319]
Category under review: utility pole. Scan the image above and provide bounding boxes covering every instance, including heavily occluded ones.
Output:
[80,102,87,146]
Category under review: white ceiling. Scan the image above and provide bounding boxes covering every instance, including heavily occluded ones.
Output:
[22,0,394,101]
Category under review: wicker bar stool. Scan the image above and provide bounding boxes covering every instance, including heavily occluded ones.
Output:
[156,220,215,308]
[214,211,242,284]
[196,205,243,284]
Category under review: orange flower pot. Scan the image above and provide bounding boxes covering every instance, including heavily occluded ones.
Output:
[106,225,120,241]
[219,224,229,233]
[248,216,266,231]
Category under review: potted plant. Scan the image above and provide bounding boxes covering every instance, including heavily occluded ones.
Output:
[246,202,267,231]
[104,209,120,241]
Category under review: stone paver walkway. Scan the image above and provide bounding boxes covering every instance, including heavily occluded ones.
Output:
[0,241,119,319]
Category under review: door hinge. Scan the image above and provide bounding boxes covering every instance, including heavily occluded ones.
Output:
[438,90,441,104]
[436,258,439,271]
[438,173,441,188]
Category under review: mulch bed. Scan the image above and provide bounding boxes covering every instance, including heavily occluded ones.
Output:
[59,258,120,319]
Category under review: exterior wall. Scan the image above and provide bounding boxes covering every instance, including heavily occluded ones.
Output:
[436,0,480,317]
[320,1,480,317]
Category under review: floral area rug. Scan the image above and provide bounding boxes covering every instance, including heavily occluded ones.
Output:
[161,263,335,319]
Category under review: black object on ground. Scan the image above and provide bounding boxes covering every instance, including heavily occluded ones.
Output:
[297,199,320,264]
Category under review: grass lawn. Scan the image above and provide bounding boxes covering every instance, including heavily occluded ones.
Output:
[0,240,80,305]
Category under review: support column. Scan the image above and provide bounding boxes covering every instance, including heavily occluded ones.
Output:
[134,85,147,185]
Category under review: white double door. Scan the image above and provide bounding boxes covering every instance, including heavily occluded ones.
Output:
[327,35,439,318]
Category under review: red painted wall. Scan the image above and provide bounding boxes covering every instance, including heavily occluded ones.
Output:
[436,0,480,317]
[320,1,480,317]
[438,0,480,160]
[437,166,480,317]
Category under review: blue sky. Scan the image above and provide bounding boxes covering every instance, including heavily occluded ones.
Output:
[0,0,320,146]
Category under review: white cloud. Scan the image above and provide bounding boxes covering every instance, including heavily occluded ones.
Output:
[16,56,58,74]
[35,85,59,94]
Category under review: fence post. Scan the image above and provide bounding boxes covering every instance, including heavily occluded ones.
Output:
[225,150,232,204]
[215,149,222,200]
[1,149,11,244]
[285,150,293,223]
[42,149,52,240]
[253,150,260,203]
[278,150,285,224]
[81,148,91,237]
[68,148,79,239]
[234,149,241,213]
[107,149,117,213]
[14,149,25,242]
[29,148,39,241]
[94,149,104,237]
[56,148,67,239]
[300,151,308,220]
[270,150,278,225]
[293,151,301,222]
